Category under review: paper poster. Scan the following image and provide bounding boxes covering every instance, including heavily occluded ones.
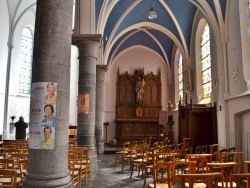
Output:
[29,82,57,149]
[78,93,89,114]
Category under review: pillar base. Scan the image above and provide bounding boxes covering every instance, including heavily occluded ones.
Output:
[96,141,104,155]
[22,173,72,188]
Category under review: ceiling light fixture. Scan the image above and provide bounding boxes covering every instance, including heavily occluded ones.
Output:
[148,1,157,19]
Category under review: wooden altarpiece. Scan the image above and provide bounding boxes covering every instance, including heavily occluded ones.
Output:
[115,68,162,142]
[178,94,218,151]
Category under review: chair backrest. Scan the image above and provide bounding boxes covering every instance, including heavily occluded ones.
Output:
[151,160,197,188]
[0,169,17,187]
[195,146,202,154]
[68,140,76,149]
[188,155,209,173]
[152,162,173,188]
[19,159,28,182]
[219,148,229,162]
[0,159,15,170]
[228,147,236,153]
[217,152,243,173]
[209,144,219,162]
[122,141,130,153]
[228,147,236,162]
[231,173,250,188]
[10,153,28,170]
[201,145,209,154]
[178,172,221,188]
[3,148,23,154]
[0,153,8,159]
[206,163,235,188]
[68,150,78,181]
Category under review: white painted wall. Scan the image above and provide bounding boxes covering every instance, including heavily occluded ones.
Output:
[0,0,36,135]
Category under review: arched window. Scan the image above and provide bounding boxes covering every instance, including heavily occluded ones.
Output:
[178,54,183,101]
[201,22,211,99]
[18,27,33,95]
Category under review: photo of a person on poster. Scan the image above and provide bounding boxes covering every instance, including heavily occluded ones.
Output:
[44,82,57,104]
[42,104,56,127]
[40,126,54,149]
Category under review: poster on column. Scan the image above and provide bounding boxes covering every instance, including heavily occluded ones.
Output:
[29,82,57,150]
[78,93,89,114]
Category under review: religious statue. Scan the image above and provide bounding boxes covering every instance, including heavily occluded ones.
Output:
[167,101,174,144]
[135,68,145,104]
[136,76,145,103]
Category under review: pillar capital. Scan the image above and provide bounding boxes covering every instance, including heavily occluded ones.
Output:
[72,34,102,46]
[72,34,102,59]
[97,65,108,72]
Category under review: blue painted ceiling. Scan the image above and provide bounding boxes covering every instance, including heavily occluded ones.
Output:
[95,0,227,68]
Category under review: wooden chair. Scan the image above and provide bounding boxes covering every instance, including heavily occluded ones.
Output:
[148,160,196,188]
[209,144,219,162]
[149,162,173,188]
[130,143,150,178]
[231,173,250,188]
[178,172,221,188]
[246,161,250,173]
[19,159,28,183]
[217,152,243,173]
[206,162,237,187]
[122,142,137,171]
[143,151,177,187]
[114,141,130,166]
[185,154,211,174]
[0,169,17,187]
[0,159,15,170]
[75,146,90,184]
[68,151,80,188]
[0,159,21,186]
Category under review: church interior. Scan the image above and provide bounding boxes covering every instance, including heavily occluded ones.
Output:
[0,0,250,187]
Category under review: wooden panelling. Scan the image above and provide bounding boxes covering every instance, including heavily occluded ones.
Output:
[116,68,162,142]
[178,96,218,150]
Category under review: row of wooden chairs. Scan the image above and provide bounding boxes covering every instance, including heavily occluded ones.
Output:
[118,140,249,187]
[68,141,90,187]
[0,154,28,187]
[178,161,250,188]
[147,153,249,188]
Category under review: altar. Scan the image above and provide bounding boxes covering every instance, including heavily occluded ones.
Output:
[115,68,162,142]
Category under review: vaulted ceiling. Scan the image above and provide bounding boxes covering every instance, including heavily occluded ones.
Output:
[95,0,227,68]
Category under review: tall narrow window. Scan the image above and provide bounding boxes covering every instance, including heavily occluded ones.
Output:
[18,27,33,95]
[201,22,211,99]
[178,54,183,101]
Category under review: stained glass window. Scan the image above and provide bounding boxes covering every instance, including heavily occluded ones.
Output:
[201,22,211,99]
[18,27,33,95]
[178,54,183,101]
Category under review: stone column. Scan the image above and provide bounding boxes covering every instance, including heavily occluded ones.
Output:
[72,34,101,173]
[23,0,73,187]
[95,65,107,154]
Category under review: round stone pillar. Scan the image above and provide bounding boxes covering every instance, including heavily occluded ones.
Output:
[72,34,101,173]
[22,0,73,187]
[95,65,107,154]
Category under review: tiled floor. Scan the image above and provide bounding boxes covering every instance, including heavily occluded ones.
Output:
[84,154,146,188]
[84,154,182,188]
